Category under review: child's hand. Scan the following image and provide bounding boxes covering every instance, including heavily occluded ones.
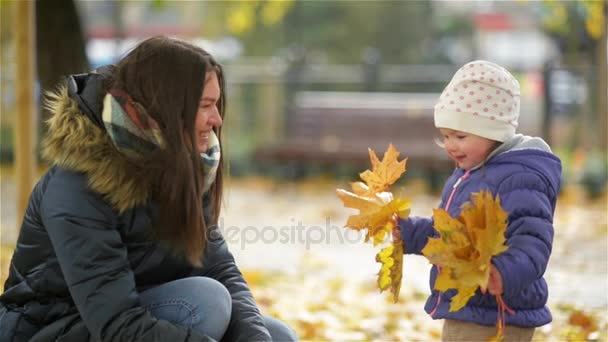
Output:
[391,214,400,242]
[481,265,504,295]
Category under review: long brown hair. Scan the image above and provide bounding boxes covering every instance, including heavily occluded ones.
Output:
[110,36,225,266]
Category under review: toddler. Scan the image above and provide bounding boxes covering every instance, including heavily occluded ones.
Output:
[398,60,562,341]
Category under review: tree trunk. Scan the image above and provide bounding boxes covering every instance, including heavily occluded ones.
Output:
[36,0,89,117]
[597,2,607,152]
[15,0,37,227]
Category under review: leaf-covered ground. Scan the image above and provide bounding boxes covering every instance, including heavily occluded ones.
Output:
[243,260,607,341]
[1,176,606,340]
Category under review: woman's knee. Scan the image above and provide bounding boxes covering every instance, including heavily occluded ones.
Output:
[263,315,298,341]
[139,277,232,340]
[145,277,231,317]
[181,277,231,316]
[180,277,231,339]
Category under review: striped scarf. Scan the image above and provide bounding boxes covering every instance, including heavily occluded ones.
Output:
[102,90,221,193]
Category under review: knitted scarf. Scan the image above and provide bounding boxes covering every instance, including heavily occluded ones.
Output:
[102,90,221,193]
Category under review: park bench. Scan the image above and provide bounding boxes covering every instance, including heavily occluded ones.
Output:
[254,91,453,175]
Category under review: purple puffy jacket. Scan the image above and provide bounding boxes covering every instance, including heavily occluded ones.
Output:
[399,135,562,328]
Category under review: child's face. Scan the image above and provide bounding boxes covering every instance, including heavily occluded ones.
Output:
[438,128,497,170]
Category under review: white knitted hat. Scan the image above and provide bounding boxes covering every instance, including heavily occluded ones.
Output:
[434,60,520,142]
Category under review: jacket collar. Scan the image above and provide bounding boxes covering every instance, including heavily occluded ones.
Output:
[468,134,553,172]
[42,86,154,213]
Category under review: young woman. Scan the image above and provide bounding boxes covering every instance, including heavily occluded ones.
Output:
[0,36,297,342]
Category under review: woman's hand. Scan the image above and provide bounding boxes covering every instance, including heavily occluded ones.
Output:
[482,265,504,295]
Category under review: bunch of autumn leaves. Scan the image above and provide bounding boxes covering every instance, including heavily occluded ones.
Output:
[336,144,509,311]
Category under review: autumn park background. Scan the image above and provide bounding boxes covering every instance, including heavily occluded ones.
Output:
[1,1,607,340]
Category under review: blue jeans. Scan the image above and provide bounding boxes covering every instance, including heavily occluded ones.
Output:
[139,277,298,341]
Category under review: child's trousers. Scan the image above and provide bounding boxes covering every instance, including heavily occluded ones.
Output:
[442,319,535,342]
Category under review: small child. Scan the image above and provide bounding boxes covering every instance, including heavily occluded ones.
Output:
[397,60,562,341]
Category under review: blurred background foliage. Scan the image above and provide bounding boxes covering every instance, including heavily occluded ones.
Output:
[208,0,438,64]
[0,0,606,192]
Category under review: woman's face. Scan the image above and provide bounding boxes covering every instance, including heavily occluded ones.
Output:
[194,72,223,153]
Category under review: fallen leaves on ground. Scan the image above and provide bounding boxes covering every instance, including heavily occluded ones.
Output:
[242,256,607,342]
[559,309,601,341]
[244,255,442,341]
[2,244,603,341]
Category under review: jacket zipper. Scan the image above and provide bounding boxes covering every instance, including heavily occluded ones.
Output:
[429,170,471,317]
[445,170,471,211]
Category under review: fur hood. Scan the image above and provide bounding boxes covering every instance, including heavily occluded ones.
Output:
[42,86,154,213]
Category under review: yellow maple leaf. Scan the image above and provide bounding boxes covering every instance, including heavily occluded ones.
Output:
[376,241,404,303]
[336,189,410,245]
[433,267,478,311]
[422,190,508,312]
[336,144,409,241]
[359,144,407,196]
[336,144,410,302]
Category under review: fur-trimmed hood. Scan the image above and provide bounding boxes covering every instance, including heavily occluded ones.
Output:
[42,86,154,212]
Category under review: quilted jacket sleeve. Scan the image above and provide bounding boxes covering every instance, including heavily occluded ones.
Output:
[398,216,436,255]
[189,225,272,342]
[491,172,555,298]
[41,168,213,342]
